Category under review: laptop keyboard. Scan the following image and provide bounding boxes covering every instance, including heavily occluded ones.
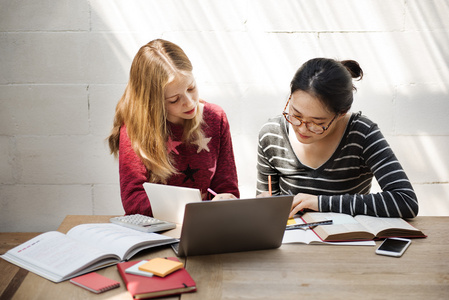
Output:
[171,242,180,254]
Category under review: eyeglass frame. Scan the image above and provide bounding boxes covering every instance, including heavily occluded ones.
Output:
[282,95,338,135]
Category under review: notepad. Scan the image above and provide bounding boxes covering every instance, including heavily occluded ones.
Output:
[138,257,183,277]
[70,272,120,293]
[125,260,154,277]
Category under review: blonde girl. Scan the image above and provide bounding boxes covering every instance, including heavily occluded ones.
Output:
[109,39,239,216]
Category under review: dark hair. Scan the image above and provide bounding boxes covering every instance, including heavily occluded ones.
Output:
[290,58,363,114]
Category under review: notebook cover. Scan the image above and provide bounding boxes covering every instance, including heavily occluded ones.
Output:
[117,258,196,299]
[70,272,120,293]
[138,257,183,277]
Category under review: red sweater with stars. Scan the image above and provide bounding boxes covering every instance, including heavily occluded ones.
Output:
[118,101,240,216]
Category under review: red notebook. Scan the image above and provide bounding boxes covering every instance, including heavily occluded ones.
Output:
[70,272,120,293]
[117,258,196,299]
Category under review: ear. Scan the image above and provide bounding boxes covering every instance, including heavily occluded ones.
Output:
[336,111,348,121]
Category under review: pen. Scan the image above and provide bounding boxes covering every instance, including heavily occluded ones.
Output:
[268,175,272,196]
[285,220,333,230]
[207,188,217,196]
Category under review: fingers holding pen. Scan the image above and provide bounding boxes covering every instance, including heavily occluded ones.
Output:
[208,188,237,200]
[212,193,237,201]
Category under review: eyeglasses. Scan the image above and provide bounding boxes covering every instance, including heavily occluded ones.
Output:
[282,95,338,135]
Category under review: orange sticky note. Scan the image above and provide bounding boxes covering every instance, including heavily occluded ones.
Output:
[138,258,184,277]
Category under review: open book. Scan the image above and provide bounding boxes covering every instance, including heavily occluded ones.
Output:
[300,212,426,242]
[282,226,376,246]
[1,223,177,283]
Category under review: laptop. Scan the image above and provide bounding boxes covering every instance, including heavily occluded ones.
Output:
[143,183,202,224]
[172,195,293,256]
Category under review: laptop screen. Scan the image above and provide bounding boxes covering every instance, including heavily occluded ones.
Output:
[143,183,202,224]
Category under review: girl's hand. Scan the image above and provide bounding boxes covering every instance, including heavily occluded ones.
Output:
[289,193,319,218]
[256,191,272,198]
[212,193,237,201]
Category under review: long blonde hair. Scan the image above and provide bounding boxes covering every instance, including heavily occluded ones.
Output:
[108,39,204,183]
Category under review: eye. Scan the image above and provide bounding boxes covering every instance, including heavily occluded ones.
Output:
[187,86,196,92]
[168,97,179,104]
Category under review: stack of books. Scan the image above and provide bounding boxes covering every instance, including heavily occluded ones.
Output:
[117,257,196,299]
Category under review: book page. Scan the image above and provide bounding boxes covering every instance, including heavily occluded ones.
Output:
[283,228,325,244]
[303,212,368,233]
[1,231,117,282]
[283,229,375,245]
[67,223,176,260]
[302,212,358,224]
[354,215,420,237]
[302,212,374,240]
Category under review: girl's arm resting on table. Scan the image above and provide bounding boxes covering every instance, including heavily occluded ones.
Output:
[319,126,418,218]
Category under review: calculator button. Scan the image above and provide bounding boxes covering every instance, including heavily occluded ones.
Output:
[110,214,176,233]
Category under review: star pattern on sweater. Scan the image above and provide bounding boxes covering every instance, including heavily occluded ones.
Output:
[193,136,212,153]
[208,164,217,180]
[181,164,199,183]
[167,137,182,155]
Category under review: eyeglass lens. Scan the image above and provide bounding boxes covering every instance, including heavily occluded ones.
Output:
[284,113,324,134]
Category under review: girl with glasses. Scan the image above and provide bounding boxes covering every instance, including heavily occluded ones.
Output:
[108,39,239,216]
[257,58,418,218]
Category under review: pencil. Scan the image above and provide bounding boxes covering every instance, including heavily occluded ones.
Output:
[268,175,272,196]
[207,188,217,196]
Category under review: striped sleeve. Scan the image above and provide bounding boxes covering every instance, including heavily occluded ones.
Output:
[256,120,283,195]
[319,117,419,218]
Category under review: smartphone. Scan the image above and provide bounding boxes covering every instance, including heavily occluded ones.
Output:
[375,238,411,257]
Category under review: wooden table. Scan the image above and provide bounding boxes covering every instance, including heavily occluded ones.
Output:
[1,215,448,299]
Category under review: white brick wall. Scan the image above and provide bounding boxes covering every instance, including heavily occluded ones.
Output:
[1,0,448,232]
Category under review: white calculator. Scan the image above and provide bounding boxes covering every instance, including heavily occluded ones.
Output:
[110,214,176,233]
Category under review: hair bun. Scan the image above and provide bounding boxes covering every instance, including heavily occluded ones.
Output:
[341,60,363,80]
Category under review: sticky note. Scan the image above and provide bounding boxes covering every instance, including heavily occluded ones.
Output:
[125,260,154,277]
[287,218,297,226]
[138,258,183,277]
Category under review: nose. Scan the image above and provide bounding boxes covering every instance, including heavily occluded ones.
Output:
[182,93,195,107]
[295,121,308,134]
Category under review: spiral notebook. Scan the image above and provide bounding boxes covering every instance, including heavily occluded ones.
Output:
[70,272,120,294]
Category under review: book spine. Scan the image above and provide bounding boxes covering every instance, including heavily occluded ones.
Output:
[117,265,131,289]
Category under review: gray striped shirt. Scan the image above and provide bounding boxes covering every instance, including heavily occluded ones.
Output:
[257,112,418,218]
